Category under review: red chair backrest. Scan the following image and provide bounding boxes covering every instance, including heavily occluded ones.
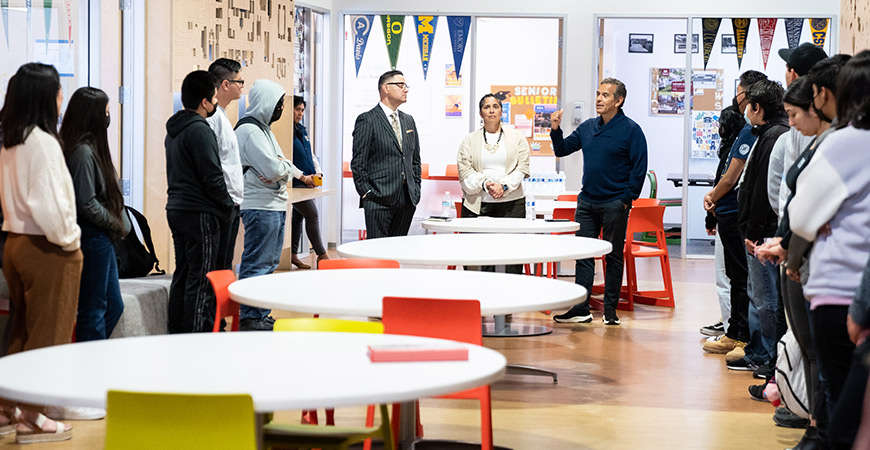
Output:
[382,297,482,346]
[206,269,239,332]
[318,258,400,270]
[556,194,577,202]
[632,198,660,207]
[454,201,463,218]
[421,163,429,179]
[552,207,575,221]
[445,164,459,177]
[627,205,666,234]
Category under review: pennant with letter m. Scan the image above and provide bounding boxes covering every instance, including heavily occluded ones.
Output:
[414,16,438,80]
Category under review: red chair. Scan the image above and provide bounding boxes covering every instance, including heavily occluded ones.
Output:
[590,200,675,311]
[454,201,463,218]
[556,194,577,202]
[381,297,493,450]
[206,270,239,332]
[318,258,400,270]
[421,163,430,179]
[445,164,459,178]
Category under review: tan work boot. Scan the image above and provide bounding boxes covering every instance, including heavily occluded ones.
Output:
[725,340,748,362]
[703,335,738,354]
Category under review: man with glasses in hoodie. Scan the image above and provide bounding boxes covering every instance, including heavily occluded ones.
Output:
[235,79,313,331]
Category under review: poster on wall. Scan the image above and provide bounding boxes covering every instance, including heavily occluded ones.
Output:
[445,64,462,87]
[445,95,462,118]
[650,68,724,116]
[490,85,558,156]
[691,111,721,159]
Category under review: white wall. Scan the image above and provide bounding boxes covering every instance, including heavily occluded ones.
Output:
[322,0,839,243]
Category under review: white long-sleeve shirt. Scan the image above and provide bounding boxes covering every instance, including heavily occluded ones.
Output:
[0,127,81,251]
[207,105,245,206]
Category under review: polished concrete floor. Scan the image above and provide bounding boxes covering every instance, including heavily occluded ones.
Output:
[0,254,803,449]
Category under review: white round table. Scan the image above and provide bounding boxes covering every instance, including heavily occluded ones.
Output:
[534,200,577,216]
[0,332,505,412]
[229,269,586,318]
[337,233,610,266]
[421,217,578,234]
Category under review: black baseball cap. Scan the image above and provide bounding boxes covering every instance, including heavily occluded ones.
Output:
[778,43,828,76]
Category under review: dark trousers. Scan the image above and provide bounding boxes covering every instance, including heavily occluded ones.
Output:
[781,271,820,421]
[75,224,124,341]
[216,205,240,271]
[363,188,416,239]
[829,339,870,449]
[460,198,525,275]
[717,212,750,343]
[571,198,631,316]
[167,210,222,334]
[810,305,855,426]
[291,199,327,256]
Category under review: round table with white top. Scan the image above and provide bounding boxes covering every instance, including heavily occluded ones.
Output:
[421,216,578,234]
[0,332,505,449]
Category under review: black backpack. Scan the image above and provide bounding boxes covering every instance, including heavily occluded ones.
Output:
[114,206,165,278]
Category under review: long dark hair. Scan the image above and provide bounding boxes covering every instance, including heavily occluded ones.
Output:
[783,76,814,110]
[60,87,125,227]
[1,63,61,148]
[717,105,744,158]
[836,50,870,129]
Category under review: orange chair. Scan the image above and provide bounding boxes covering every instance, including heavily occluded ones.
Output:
[343,161,352,178]
[556,194,577,202]
[421,163,430,179]
[381,297,493,450]
[206,270,239,332]
[454,201,463,218]
[590,200,675,311]
[445,164,459,178]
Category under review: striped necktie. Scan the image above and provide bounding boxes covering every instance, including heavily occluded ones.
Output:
[391,112,402,151]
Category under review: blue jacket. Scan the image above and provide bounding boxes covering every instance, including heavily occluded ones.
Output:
[550,110,648,204]
[292,123,317,188]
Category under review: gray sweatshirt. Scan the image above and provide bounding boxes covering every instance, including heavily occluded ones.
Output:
[236,79,302,211]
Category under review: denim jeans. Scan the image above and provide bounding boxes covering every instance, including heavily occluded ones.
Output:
[743,253,779,364]
[239,209,286,321]
[572,198,631,316]
[75,224,124,341]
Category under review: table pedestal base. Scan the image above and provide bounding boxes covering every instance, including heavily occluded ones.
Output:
[482,315,552,337]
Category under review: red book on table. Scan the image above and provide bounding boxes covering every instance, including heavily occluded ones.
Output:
[367,345,469,362]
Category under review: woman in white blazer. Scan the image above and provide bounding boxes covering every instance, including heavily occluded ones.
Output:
[457,93,530,274]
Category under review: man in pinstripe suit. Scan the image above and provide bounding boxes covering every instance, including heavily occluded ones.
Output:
[351,70,422,238]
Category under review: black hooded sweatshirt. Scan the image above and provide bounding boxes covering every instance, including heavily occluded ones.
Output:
[737,116,789,243]
[164,109,233,220]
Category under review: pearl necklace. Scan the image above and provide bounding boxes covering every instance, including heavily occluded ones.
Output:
[483,128,503,154]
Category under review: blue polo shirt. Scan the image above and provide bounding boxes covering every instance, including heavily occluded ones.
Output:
[550,110,648,204]
[715,124,755,215]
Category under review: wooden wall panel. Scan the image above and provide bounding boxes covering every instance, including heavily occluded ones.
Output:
[841,0,870,54]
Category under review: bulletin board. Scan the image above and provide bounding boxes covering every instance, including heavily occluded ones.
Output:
[490,85,559,156]
[649,68,724,116]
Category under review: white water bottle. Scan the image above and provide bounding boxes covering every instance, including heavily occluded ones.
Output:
[525,194,536,220]
[441,191,453,217]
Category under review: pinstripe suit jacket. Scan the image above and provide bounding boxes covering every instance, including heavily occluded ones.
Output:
[351,105,422,208]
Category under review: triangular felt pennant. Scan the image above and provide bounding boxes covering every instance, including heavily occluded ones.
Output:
[1,0,9,49]
[732,18,751,69]
[784,18,803,50]
[414,16,438,80]
[43,0,51,50]
[350,15,374,77]
[702,18,721,70]
[447,16,471,79]
[758,19,777,70]
[381,15,405,71]
[809,18,829,48]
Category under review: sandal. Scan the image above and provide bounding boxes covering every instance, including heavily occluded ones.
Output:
[0,407,19,436]
[15,412,72,444]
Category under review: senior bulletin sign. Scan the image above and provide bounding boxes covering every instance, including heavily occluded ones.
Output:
[490,85,559,156]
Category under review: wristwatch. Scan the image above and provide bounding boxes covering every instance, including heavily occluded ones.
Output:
[502,183,509,192]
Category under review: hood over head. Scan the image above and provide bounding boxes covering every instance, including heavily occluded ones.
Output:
[244,79,286,126]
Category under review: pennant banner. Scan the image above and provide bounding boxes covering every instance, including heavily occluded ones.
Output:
[784,18,803,50]
[810,18,829,49]
[447,16,471,79]
[414,16,438,80]
[381,15,405,71]
[758,19,777,70]
[732,18,751,69]
[2,0,9,49]
[702,18,721,70]
[350,15,374,77]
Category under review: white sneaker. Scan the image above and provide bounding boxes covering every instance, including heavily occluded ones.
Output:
[44,406,106,421]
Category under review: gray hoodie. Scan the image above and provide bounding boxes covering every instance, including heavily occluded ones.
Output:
[235,79,301,211]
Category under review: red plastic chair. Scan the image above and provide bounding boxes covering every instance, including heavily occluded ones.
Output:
[421,163,430,179]
[318,259,400,270]
[556,194,577,202]
[590,200,674,311]
[206,270,239,332]
[381,297,493,450]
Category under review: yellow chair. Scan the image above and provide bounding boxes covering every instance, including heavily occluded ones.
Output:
[266,318,393,450]
[104,391,257,450]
